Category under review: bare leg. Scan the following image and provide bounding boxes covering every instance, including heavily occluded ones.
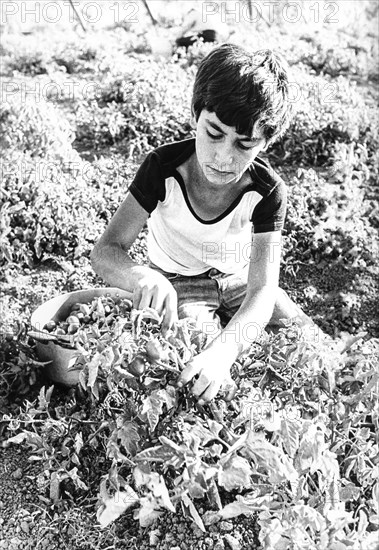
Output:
[268,288,314,327]
[267,288,327,343]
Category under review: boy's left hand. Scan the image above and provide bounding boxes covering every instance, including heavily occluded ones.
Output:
[177,347,237,404]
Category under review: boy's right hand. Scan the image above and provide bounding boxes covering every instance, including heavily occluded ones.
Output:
[131,267,178,335]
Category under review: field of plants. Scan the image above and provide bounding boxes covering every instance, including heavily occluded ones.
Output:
[0,1,378,549]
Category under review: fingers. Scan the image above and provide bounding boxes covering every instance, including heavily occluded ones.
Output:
[132,272,178,334]
[161,293,178,336]
[177,361,202,388]
[134,284,154,310]
[223,381,238,402]
[178,366,221,405]
[150,285,168,315]
[192,376,219,405]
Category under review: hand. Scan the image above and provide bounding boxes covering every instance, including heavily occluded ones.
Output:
[177,347,237,404]
[132,268,178,335]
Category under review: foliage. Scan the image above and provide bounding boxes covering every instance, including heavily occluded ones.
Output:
[0,95,76,160]
[271,68,379,169]
[281,167,378,276]
[74,57,195,154]
[284,34,378,82]
[0,150,137,267]
[52,43,100,74]
[2,308,378,549]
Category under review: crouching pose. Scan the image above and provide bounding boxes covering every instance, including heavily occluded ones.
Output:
[91,44,321,404]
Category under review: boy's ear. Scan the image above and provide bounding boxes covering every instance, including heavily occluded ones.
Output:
[190,109,197,129]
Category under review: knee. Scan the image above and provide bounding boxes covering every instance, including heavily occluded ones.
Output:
[178,304,221,337]
[275,287,291,301]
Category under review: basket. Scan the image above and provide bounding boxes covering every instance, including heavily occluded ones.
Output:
[30,287,133,386]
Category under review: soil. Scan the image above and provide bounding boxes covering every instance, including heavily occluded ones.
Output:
[0,443,261,550]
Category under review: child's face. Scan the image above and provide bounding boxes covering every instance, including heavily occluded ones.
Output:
[194,109,267,187]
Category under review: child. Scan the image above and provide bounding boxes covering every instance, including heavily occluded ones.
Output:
[91,44,320,405]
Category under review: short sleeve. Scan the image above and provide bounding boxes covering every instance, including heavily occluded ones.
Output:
[251,179,287,233]
[128,151,166,214]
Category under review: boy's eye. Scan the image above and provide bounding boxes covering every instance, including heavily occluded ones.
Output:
[206,129,256,151]
[238,142,254,151]
[206,130,222,140]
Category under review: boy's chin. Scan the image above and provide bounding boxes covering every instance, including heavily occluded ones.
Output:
[203,170,240,186]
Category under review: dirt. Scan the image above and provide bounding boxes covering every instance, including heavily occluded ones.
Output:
[280,262,379,338]
[0,440,261,550]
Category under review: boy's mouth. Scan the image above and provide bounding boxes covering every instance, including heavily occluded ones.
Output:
[207,165,234,176]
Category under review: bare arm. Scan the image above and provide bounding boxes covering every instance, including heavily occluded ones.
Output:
[91,191,149,287]
[210,230,282,356]
[178,230,282,401]
[91,192,178,332]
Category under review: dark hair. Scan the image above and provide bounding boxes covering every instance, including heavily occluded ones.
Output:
[192,43,293,145]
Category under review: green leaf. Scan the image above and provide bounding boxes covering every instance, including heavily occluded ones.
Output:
[296,422,327,471]
[38,385,54,410]
[140,386,176,432]
[74,432,83,455]
[280,416,301,458]
[140,393,164,432]
[135,444,179,464]
[87,352,102,389]
[97,486,139,528]
[204,492,273,525]
[134,496,163,528]
[181,493,205,532]
[134,467,175,513]
[245,430,298,485]
[49,471,60,503]
[116,419,140,457]
[6,430,44,450]
[218,455,252,491]
[292,504,326,532]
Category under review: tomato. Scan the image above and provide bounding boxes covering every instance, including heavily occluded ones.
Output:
[67,315,80,326]
[67,324,78,334]
[44,320,57,332]
[145,338,164,363]
[123,299,133,311]
[128,355,146,377]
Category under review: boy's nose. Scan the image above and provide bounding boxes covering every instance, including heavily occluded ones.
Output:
[215,143,234,166]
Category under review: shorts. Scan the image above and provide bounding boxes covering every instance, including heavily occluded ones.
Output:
[149,261,250,336]
[148,261,312,338]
